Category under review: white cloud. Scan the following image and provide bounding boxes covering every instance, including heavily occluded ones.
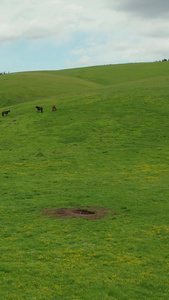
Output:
[67,55,94,68]
[0,0,129,43]
[1,0,169,72]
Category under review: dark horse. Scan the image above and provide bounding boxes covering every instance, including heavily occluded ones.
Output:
[2,110,10,116]
[36,106,43,113]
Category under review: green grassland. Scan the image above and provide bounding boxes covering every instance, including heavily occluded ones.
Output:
[1,62,169,299]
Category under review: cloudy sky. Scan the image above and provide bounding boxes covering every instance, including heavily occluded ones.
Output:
[1,0,169,72]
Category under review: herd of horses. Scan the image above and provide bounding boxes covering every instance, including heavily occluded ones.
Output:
[2,105,57,116]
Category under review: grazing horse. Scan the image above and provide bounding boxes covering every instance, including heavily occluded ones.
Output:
[36,106,43,113]
[2,110,10,116]
[52,105,57,111]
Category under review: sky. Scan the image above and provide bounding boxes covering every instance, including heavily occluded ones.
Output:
[0,0,169,73]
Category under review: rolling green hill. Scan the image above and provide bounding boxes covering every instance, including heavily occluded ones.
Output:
[1,61,169,108]
[1,62,169,299]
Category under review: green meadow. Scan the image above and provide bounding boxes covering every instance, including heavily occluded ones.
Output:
[1,62,169,299]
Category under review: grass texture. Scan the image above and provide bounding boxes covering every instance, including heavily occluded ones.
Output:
[1,62,169,299]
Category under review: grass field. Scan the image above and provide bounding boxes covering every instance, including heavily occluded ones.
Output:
[1,62,169,299]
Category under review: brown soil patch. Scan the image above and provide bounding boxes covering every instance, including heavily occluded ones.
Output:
[41,207,117,220]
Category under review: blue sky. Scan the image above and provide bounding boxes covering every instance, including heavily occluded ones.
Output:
[1,0,169,73]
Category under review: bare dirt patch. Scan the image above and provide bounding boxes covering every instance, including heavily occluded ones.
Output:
[41,207,117,220]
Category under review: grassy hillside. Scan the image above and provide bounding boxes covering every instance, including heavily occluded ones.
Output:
[0,71,101,108]
[1,61,169,108]
[57,62,169,85]
[1,62,169,299]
